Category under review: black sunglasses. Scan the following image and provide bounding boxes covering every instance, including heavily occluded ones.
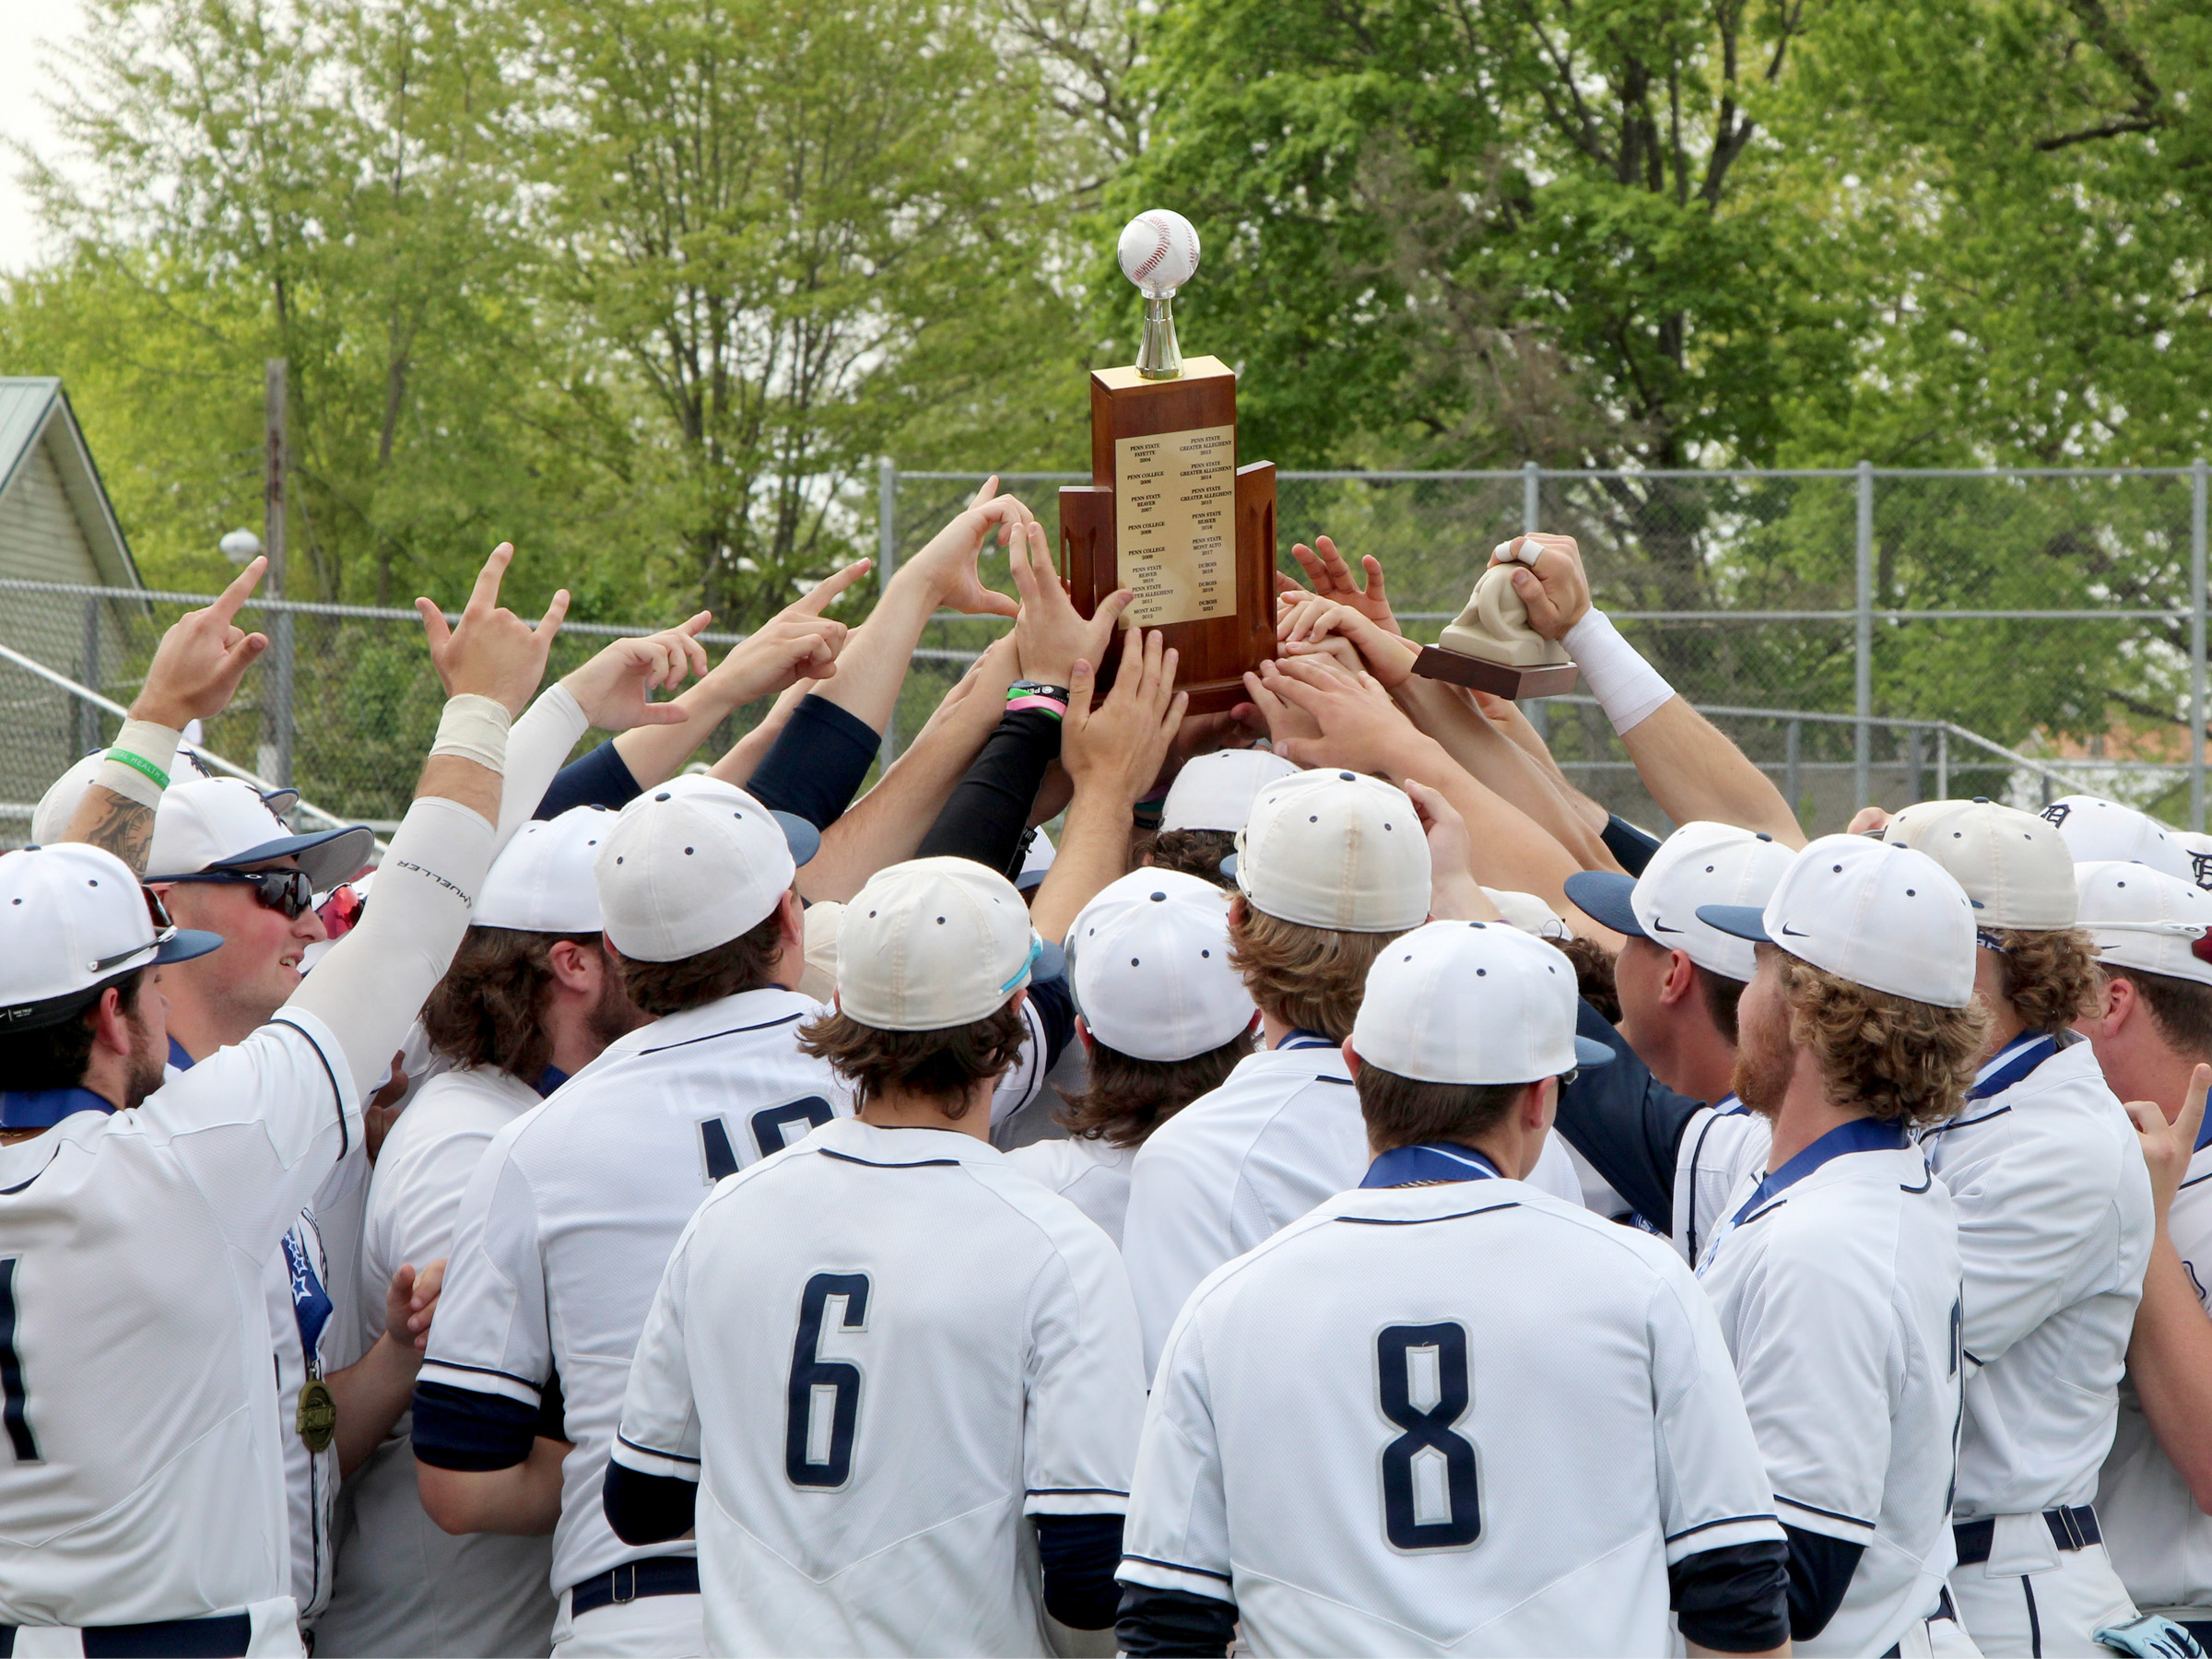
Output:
[159,868,316,920]
[88,886,182,974]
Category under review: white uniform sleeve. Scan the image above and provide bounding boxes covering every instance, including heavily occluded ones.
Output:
[1727,1226,1892,1545]
[134,1009,361,1260]
[1117,1308,1234,1604]
[1022,1232,1146,1517]
[609,1218,702,1484]
[417,1119,552,1416]
[1122,1138,1239,1379]
[1644,1259,1786,1560]
[497,684,590,845]
[287,792,494,1105]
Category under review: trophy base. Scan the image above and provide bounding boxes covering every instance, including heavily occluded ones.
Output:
[1412,647,1579,700]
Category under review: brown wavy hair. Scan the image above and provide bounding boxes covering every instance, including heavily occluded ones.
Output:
[1778,953,1989,1128]
[1228,900,1405,1043]
[1058,1026,1255,1148]
[797,999,1029,1115]
[614,906,784,1018]
[1991,926,2101,1035]
[1142,829,1238,890]
[422,928,580,1077]
[1549,935,1621,1026]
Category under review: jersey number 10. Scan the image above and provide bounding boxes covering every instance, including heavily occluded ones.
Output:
[1377,1323,1480,1551]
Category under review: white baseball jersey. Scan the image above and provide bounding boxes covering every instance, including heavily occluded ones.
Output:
[1918,1033,2152,1517]
[610,1117,1146,1656]
[1672,1095,1771,1266]
[0,1011,358,1628]
[1006,1135,1136,1246]
[2099,1134,2212,1611]
[315,1065,556,1659]
[1122,1171,1786,1654]
[1121,1038,1366,1374]
[418,988,853,1599]
[1696,1122,1964,1657]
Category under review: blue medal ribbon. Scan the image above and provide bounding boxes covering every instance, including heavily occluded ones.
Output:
[0,1088,117,1130]
[1361,1141,1507,1188]
[280,1223,335,1383]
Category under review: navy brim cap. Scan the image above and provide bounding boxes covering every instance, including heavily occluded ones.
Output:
[771,811,820,869]
[214,825,375,893]
[1572,1035,1617,1068]
[1697,902,1771,943]
[1562,870,1647,940]
[155,928,225,966]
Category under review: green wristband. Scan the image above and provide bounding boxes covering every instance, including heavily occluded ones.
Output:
[105,748,171,792]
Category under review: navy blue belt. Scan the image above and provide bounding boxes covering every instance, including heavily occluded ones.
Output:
[569,1556,700,1617]
[0,1612,253,1657]
[1954,1504,2100,1566]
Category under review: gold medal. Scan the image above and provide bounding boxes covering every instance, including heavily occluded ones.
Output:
[296,1379,336,1453]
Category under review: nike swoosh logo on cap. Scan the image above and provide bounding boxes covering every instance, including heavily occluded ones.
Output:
[1652,922,1684,934]
[1779,924,1810,937]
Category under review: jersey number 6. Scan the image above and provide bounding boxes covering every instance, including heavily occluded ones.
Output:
[0,1259,37,1463]
[1377,1322,1479,1551]
[786,1272,870,1490]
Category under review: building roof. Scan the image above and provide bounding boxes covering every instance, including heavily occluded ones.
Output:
[0,377,141,591]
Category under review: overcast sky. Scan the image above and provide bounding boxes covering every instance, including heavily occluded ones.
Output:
[0,0,86,272]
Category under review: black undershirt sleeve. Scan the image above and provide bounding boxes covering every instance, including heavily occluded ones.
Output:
[1670,1539,1792,1653]
[1027,969,1077,1076]
[1034,1513,1124,1630]
[1782,1524,1865,1642]
[602,1460,698,1546]
[915,709,1062,877]
[535,740,641,819]
[743,696,882,829]
[1117,1584,1238,1656]
[1549,998,1708,1232]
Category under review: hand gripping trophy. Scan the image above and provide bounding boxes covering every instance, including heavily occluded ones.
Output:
[1412,535,1581,700]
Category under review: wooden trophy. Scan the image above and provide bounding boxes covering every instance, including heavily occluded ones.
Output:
[1412,561,1580,699]
[1060,210,1277,715]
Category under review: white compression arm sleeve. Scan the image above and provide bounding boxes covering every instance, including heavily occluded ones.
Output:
[1563,608,1677,736]
[495,682,590,850]
[288,792,495,1104]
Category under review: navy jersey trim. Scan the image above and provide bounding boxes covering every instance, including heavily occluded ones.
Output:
[0,1151,60,1196]
[1314,1074,1353,1087]
[617,1431,700,1465]
[1924,1104,2012,1137]
[1335,1200,1521,1228]
[1775,1494,1874,1529]
[270,1015,347,1160]
[1121,1552,1234,1584]
[1900,1165,1934,1194]
[638,1009,806,1056]
[2181,1170,2212,1192]
[1683,1109,1726,1264]
[1963,1347,1987,1368]
[419,1357,546,1394]
[411,1381,537,1471]
[1667,1512,1780,1545]
[818,1148,962,1171]
[1029,1486,1131,1498]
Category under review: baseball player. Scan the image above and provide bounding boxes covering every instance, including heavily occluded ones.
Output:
[1144,747,1300,888]
[0,545,557,1653]
[1559,821,1795,1261]
[2041,795,2194,881]
[1877,801,2153,1653]
[1118,919,1793,1656]
[413,779,850,1657]
[2077,864,2212,1646]
[1009,868,1259,1244]
[1696,834,1985,1654]
[604,858,1147,1655]
[317,806,639,1658]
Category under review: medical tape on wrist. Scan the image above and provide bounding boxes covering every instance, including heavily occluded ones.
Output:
[1563,609,1674,735]
[428,693,512,773]
[92,718,183,809]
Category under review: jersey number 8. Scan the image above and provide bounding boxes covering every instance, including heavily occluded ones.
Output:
[786,1272,870,1490]
[1377,1322,1479,1551]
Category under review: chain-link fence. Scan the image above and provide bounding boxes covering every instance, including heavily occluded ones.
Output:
[5,463,2206,846]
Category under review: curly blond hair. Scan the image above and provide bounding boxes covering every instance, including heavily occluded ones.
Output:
[1778,954,1990,1129]
[1992,926,2101,1035]
[1227,901,1404,1043]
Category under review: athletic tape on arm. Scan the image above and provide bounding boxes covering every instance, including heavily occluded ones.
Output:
[91,719,183,810]
[1563,609,1676,736]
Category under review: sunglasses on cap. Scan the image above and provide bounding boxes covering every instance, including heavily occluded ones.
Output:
[158,867,317,921]
[88,885,183,975]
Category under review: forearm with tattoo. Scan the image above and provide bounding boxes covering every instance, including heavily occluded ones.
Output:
[64,784,158,876]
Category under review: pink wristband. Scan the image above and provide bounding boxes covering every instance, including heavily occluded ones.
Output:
[1006,695,1067,720]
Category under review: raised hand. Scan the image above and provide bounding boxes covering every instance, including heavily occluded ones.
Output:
[901,477,1033,618]
[709,559,871,704]
[1487,533,1592,639]
[130,556,273,728]
[1245,654,1424,773]
[562,612,714,731]
[1063,629,1186,807]
[2127,1063,2210,1227]
[1289,535,1397,634]
[1281,599,1422,688]
[1009,519,1129,688]
[417,543,570,715]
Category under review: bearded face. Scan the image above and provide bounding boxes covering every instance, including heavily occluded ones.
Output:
[1729,948,1796,1119]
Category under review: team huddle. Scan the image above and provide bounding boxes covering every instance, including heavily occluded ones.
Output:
[6,487,2212,1659]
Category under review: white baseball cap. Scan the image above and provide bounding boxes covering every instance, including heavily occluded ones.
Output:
[1065,870,1255,1061]
[1351,919,1615,1085]
[836,857,1040,1030]
[1700,833,1979,1007]
[1016,828,1056,892]
[1480,888,1571,941]
[1161,749,1301,834]
[2041,794,2192,880]
[1231,770,1430,933]
[1564,821,1794,982]
[1884,798,2076,930]
[0,843,223,1030]
[476,806,615,933]
[2074,862,2212,987]
[2173,831,2212,892]
[30,746,229,846]
[594,781,797,963]
[146,777,373,893]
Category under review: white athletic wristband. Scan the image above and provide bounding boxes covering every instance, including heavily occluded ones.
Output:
[91,718,183,809]
[428,693,512,773]
[1563,609,1675,735]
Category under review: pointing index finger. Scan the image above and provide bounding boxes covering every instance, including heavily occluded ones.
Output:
[466,542,516,616]
[796,559,872,615]
[206,556,268,628]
